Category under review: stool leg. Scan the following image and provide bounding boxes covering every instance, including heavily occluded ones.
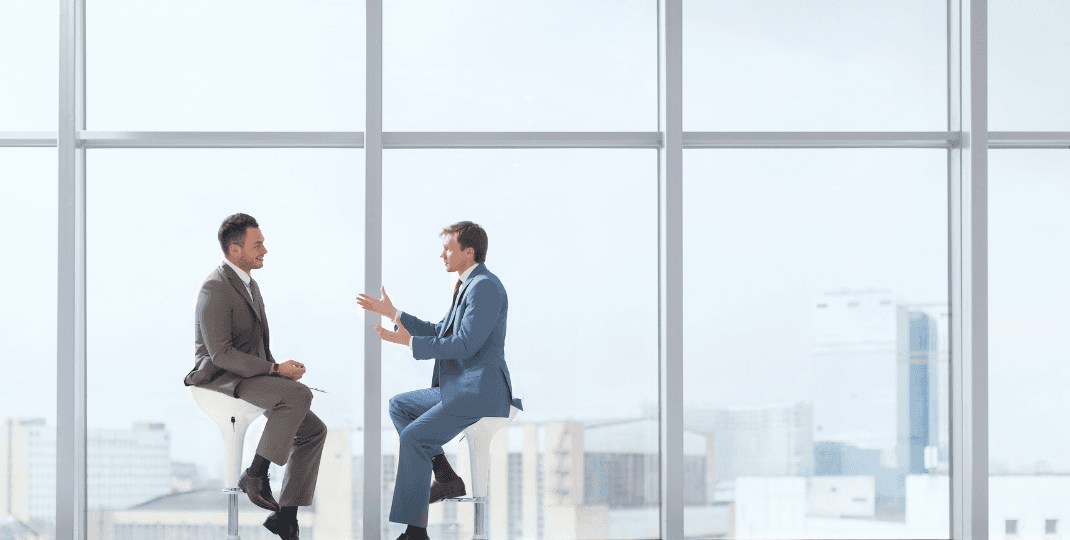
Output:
[227,492,240,540]
[472,496,487,540]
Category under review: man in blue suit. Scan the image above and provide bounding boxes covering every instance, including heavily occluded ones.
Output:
[357,221,521,540]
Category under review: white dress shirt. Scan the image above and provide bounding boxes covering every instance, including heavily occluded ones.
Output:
[223,257,253,298]
[396,263,479,349]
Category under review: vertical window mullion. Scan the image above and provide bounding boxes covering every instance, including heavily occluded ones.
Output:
[57,0,87,539]
[658,1,684,539]
[948,0,989,538]
[364,0,384,539]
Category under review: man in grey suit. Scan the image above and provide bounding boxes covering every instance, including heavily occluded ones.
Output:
[184,213,325,540]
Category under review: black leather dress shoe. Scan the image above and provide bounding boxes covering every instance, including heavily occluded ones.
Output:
[264,512,299,540]
[239,468,280,512]
[396,533,429,540]
[429,477,466,504]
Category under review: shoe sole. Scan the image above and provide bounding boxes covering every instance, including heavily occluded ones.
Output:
[430,485,467,504]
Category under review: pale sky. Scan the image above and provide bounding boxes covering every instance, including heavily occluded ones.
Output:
[1,0,1069,498]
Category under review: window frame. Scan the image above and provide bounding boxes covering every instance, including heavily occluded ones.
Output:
[2,0,1065,538]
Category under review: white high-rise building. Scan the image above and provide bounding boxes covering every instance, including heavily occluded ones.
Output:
[1,419,174,521]
[1,418,56,521]
[812,290,899,453]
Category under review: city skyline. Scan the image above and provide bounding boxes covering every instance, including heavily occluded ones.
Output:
[3,2,1070,538]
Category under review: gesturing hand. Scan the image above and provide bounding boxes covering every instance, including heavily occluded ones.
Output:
[279,359,306,380]
[357,286,397,319]
[375,316,412,347]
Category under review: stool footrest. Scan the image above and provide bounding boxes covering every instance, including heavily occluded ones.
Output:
[222,488,243,494]
[440,497,483,503]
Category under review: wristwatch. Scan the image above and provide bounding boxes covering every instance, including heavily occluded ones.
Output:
[270,363,280,376]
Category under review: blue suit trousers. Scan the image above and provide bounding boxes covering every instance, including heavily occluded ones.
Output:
[388,387,481,527]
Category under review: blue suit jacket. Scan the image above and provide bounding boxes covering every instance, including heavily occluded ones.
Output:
[398,264,522,417]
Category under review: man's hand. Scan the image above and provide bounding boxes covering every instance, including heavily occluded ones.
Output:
[357,286,397,319]
[375,316,412,347]
[278,359,306,380]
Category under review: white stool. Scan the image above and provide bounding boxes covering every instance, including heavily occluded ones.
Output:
[190,386,267,540]
[446,406,520,540]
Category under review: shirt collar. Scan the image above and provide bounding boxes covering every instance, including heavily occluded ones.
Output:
[458,263,480,284]
[223,258,252,286]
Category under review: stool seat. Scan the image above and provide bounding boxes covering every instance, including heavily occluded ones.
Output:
[189,386,266,540]
[189,387,266,489]
[447,405,519,540]
[462,405,519,500]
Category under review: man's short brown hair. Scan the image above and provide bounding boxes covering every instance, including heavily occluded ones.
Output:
[442,221,488,263]
[218,213,259,255]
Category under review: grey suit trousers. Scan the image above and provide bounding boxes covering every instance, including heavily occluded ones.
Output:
[235,375,326,507]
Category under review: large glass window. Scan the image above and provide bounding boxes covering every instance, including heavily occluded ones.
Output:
[989,151,1070,538]
[683,0,946,131]
[0,149,58,540]
[85,149,364,539]
[383,0,657,131]
[683,149,949,539]
[990,1,1070,130]
[0,2,58,129]
[88,0,365,130]
[380,150,659,540]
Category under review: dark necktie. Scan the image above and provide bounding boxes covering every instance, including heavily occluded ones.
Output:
[451,278,462,308]
[249,278,267,322]
[443,279,463,338]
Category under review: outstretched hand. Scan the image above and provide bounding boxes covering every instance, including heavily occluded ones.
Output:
[375,316,412,346]
[357,286,396,319]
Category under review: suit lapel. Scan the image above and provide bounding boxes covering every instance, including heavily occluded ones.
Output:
[441,264,485,336]
[221,264,261,322]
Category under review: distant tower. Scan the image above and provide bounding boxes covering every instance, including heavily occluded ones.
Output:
[897,309,939,474]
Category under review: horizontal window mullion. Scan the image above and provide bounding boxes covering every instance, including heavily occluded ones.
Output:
[78,132,364,149]
[989,132,1070,149]
[6,130,1061,150]
[684,131,959,149]
[382,132,661,149]
[0,132,58,147]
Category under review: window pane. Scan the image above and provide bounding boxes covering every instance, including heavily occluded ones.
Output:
[88,0,365,130]
[0,3,57,129]
[990,151,1070,537]
[380,150,659,539]
[683,149,949,538]
[684,1,946,131]
[0,149,57,540]
[990,1,1070,130]
[384,1,657,131]
[86,150,363,538]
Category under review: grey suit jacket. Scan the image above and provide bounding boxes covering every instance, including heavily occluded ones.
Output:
[184,263,275,396]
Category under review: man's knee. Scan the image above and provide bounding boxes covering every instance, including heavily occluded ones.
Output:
[275,384,313,417]
[292,384,314,405]
[388,394,407,419]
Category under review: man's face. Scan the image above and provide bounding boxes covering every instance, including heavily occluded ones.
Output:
[440,232,473,273]
[231,227,267,272]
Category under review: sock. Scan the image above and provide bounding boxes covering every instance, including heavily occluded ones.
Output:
[249,454,271,477]
[279,506,298,523]
[431,454,458,483]
[404,525,427,539]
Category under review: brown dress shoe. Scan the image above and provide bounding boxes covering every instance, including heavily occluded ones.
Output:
[239,468,280,512]
[429,477,466,504]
